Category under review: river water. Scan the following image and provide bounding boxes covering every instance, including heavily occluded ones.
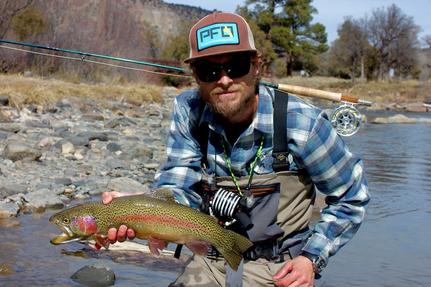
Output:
[1,112,431,287]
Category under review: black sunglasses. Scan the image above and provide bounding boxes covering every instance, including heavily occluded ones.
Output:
[192,54,252,82]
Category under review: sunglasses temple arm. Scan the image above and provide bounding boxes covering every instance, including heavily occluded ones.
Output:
[260,81,372,106]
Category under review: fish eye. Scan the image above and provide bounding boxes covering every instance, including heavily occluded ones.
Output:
[62,218,70,224]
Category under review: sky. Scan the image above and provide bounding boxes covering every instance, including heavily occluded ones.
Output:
[165,0,431,45]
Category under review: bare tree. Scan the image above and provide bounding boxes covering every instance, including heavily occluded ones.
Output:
[367,4,419,80]
[330,17,368,82]
[0,0,34,38]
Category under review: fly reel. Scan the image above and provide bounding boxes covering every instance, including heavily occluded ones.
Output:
[330,104,362,137]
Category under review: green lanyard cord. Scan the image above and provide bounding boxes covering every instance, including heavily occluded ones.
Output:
[221,135,265,196]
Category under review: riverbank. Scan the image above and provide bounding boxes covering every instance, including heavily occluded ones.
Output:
[0,74,430,218]
[0,74,178,218]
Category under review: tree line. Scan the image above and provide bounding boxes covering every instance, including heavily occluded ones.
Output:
[2,0,429,82]
[162,1,428,82]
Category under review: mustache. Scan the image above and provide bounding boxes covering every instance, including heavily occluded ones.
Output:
[211,87,238,95]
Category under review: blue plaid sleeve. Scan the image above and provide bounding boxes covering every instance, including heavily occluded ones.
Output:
[152,90,204,209]
[287,105,370,265]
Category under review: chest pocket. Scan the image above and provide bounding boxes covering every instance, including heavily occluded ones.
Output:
[214,171,313,242]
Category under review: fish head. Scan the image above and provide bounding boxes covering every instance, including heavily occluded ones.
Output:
[49,207,98,245]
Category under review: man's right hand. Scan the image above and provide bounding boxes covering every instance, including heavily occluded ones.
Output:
[102,191,136,243]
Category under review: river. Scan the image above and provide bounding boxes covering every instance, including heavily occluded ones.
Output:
[1,112,431,287]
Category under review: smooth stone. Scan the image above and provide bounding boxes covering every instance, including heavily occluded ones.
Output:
[70,265,115,287]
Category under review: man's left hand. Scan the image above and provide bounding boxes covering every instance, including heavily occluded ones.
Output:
[273,255,315,287]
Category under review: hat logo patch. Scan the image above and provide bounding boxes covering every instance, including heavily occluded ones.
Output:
[196,22,239,51]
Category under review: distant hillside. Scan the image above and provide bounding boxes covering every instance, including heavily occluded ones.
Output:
[0,0,210,80]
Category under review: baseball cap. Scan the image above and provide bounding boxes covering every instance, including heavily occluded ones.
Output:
[184,12,257,63]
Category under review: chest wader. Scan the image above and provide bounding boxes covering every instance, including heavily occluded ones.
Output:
[205,170,314,259]
[200,90,316,286]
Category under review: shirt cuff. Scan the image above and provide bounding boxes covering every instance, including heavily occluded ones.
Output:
[301,232,331,264]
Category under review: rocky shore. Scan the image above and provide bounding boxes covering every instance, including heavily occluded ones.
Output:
[0,87,178,218]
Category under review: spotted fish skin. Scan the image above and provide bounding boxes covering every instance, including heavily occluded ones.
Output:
[49,195,252,270]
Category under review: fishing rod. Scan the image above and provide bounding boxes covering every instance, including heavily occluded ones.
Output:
[0,39,372,136]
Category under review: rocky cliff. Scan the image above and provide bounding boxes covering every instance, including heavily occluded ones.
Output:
[0,0,210,77]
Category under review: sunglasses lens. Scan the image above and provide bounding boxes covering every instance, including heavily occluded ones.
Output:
[225,56,251,79]
[193,55,252,82]
[194,63,222,82]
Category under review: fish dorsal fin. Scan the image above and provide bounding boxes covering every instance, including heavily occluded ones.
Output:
[151,188,176,202]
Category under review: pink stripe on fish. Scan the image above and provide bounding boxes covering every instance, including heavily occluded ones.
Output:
[117,214,206,232]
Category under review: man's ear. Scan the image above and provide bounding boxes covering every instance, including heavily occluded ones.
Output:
[252,55,263,77]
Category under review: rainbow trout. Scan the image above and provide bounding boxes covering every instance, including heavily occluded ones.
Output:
[49,195,252,270]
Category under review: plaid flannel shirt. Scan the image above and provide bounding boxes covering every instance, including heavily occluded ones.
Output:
[153,84,370,264]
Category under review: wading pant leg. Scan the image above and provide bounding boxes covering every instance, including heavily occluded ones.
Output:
[243,258,286,286]
[170,256,286,287]
[170,255,321,287]
[170,255,226,287]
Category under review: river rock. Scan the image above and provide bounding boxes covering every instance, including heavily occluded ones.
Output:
[0,123,21,133]
[2,142,42,162]
[0,184,28,199]
[104,116,137,128]
[0,132,8,141]
[106,142,122,152]
[71,265,115,287]
[372,114,431,124]
[0,201,20,218]
[0,95,9,106]
[22,188,69,212]
[107,177,150,194]
[60,141,75,155]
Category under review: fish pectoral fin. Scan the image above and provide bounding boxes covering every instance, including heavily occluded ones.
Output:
[94,234,110,250]
[185,240,210,256]
[148,237,168,256]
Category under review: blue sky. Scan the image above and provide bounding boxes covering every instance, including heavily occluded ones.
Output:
[166,0,431,44]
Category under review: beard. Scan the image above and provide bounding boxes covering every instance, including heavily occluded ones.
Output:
[201,85,256,121]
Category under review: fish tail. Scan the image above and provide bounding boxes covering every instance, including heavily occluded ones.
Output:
[216,230,253,271]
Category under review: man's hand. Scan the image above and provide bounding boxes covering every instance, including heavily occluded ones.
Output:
[273,256,315,287]
[102,191,136,243]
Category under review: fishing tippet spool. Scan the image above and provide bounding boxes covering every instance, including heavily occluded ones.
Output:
[330,104,362,137]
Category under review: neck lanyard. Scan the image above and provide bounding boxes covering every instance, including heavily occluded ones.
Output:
[221,135,264,196]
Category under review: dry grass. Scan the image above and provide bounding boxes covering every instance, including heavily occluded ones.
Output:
[1,74,429,109]
[0,74,163,108]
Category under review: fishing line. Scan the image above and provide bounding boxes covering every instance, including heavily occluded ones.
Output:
[0,44,192,79]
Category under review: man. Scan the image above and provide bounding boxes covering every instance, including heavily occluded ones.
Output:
[103,12,369,287]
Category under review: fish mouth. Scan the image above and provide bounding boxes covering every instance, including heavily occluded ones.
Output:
[50,225,84,245]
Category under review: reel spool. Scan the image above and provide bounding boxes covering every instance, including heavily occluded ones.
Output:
[330,104,362,137]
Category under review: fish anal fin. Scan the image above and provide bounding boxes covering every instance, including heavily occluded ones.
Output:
[186,240,210,256]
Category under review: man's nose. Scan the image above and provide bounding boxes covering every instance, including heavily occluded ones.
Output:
[217,71,233,86]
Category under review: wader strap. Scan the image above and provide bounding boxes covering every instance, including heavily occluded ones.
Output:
[272,89,290,172]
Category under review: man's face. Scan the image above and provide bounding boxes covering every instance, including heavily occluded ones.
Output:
[191,52,261,124]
